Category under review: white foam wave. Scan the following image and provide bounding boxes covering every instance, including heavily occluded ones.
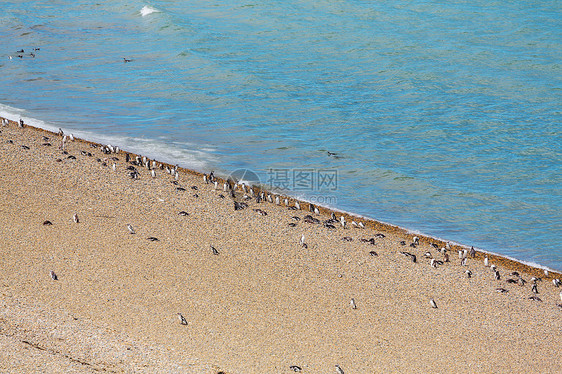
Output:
[0,104,61,133]
[0,103,216,173]
[140,5,160,17]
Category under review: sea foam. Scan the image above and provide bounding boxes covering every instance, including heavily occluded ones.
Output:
[0,104,215,173]
[140,5,160,17]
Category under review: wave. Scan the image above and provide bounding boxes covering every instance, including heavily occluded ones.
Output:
[0,103,216,173]
[139,5,161,17]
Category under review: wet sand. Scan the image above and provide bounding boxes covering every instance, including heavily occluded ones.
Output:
[0,118,561,373]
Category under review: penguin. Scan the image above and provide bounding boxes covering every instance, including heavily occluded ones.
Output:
[177,313,188,325]
[211,245,219,255]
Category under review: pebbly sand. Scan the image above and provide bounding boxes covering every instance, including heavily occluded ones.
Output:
[0,117,561,373]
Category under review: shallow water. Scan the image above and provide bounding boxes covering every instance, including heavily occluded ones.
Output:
[0,1,560,269]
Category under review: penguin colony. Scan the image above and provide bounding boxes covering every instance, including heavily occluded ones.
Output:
[3,117,561,373]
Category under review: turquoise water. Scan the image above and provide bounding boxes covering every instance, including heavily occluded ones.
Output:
[0,1,560,269]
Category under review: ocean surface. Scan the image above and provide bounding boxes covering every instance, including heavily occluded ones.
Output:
[1,1,560,270]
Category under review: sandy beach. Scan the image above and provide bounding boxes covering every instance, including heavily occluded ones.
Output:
[0,117,561,373]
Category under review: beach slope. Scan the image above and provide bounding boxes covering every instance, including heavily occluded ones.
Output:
[0,119,561,373]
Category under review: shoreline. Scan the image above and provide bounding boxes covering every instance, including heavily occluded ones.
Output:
[2,114,559,278]
[1,116,561,373]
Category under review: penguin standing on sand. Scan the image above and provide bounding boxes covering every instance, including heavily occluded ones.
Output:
[177,313,188,325]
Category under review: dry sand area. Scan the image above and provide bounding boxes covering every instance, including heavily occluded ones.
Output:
[0,118,561,373]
